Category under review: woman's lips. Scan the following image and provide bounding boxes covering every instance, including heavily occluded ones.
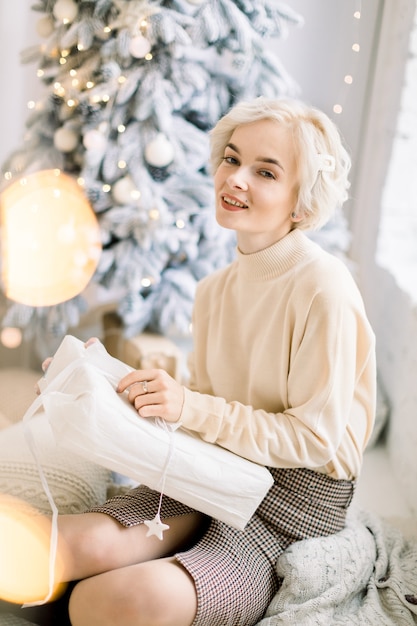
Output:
[221,194,248,211]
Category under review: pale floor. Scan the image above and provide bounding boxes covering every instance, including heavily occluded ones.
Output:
[354,443,413,518]
[354,442,417,539]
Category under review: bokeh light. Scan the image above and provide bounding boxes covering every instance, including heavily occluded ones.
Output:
[0,169,101,307]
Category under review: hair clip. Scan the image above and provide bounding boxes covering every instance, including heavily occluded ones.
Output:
[317,154,336,173]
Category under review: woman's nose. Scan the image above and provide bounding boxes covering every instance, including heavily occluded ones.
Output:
[227,169,248,190]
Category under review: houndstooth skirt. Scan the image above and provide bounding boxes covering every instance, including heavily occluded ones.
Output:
[90,467,355,626]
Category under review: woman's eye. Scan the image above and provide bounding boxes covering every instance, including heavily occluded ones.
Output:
[222,155,238,165]
[259,170,276,179]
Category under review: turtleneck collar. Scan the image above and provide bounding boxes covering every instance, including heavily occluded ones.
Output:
[236,229,316,281]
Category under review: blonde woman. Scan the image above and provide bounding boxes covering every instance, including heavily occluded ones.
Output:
[7,97,376,626]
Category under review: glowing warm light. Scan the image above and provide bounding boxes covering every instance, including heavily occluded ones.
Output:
[0,327,22,349]
[331,2,361,118]
[0,495,67,604]
[0,169,102,307]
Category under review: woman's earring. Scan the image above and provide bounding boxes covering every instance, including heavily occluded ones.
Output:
[291,212,297,219]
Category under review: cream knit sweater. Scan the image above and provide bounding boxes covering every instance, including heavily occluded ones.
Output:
[180,229,376,480]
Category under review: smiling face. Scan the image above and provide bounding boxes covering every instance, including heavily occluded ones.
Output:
[214,118,300,253]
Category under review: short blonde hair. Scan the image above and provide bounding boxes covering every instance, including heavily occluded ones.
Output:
[209,97,351,231]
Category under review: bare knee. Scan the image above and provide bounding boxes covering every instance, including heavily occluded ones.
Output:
[69,579,166,626]
[68,560,197,626]
[59,513,120,580]
[68,577,122,626]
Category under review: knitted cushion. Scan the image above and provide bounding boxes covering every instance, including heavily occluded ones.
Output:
[0,412,111,515]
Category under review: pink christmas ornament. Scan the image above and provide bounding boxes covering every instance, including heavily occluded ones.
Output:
[54,127,79,153]
[129,35,152,59]
[112,176,140,204]
[83,129,107,152]
[36,15,55,38]
[53,0,79,23]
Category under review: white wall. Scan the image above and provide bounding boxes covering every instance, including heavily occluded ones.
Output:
[350,0,417,514]
[271,0,382,212]
[0,1,44,167]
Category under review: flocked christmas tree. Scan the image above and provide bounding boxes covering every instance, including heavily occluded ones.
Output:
[1,0,305,356]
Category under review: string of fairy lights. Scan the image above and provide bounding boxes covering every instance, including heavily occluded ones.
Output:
[332,1,362,117]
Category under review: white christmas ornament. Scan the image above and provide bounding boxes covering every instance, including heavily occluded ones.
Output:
[53,127,79,153]
[53,0,78,23]
[36,15,55,38]
[145,134,175,167]
[144,514,170,540]
[112,175,140,204]
[83,129,107,152]
[129,35,152,59]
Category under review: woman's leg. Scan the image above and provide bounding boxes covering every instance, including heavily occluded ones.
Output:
[58,510,205,581]
[68,557,198,626]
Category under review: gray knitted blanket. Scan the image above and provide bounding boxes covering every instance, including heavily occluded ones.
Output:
[257,508,417,626]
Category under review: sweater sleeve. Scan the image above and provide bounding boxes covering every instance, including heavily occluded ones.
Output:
[180,284,376,477]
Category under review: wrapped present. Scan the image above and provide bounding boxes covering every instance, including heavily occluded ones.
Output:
[31,336,273,531]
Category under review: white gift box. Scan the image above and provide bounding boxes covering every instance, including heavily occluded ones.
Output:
[33,335,273,530]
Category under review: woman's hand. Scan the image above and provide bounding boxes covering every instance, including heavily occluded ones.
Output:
[117,369,184,424]
[36,337,100,395]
